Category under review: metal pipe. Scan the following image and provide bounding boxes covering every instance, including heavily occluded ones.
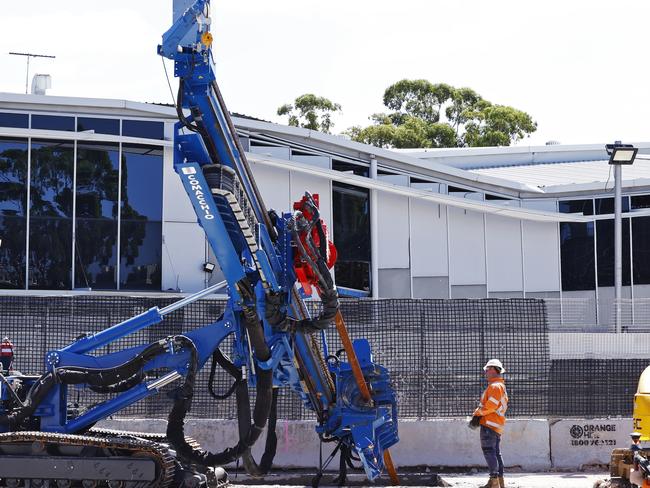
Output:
[160,280,227,316]
[370,156,379,299]
[615,164,623,333]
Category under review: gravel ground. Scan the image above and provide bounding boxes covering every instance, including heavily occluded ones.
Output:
[228,471,609,488]
[439,472,606,487]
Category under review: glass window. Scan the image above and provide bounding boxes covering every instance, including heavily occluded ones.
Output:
[595,197,629,215]
[0,138,28,217]
[560,222,596,291]
[633,217,650,285]
[0,112,28,129]
[74,142,119,290]
[596,218,631,286]
[76,142,119,219]
[332,182,370,291]
[77,117,120,136]
[31,114,75,132]
[122,120,164,140]
[30,140,74,218]
[75,219,117,289]
[121,145,163,221]
[120,221,162,290]
[631,195,650,210]
[559,199,594,216]
[332,160,369,177]
[0,216,26,289]
[28,217,72,289]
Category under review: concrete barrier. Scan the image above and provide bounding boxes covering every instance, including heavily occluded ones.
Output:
[550,418,632,468]
[98,418,552,471]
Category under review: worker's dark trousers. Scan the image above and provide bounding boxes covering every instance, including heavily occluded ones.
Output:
[0,357,11,372]
[480,425,504,477]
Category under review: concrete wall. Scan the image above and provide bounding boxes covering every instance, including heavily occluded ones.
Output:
[98,417,630,471]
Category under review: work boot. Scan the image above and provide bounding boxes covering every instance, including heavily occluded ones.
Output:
[498,476,505,488]
[479,476,500,488]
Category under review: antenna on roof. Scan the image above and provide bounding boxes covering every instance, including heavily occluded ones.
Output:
[8,52,56,94]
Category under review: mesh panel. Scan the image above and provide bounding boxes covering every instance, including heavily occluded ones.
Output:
[0,295,560,419]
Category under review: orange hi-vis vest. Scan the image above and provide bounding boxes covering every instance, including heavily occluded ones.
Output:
[0,340,13,358]
[474,377,508,435]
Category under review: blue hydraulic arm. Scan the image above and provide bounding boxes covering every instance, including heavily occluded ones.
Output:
[0,1,399,485]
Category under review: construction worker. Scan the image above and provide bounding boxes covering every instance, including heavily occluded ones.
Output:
[0,337,13,373]
[469,359,508,488]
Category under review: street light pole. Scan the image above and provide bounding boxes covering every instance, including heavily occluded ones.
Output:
[606,142,638,333]
[614,163,622,333]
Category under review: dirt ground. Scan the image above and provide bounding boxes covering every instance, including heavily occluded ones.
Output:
[229,471,609,488]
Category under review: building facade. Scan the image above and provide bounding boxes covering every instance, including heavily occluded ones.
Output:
[3,93,650,327]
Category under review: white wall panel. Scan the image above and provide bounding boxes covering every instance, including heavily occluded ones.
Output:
[523,220,561,292]
[162,146,197,222]
[410,200,448,277]
[249,160,291,214]
[290,154,331,169]
[377,193,410,269]
[448,207,486,285]
[485,214,523,292]
[162,222,206,293]
[250,145,290,160]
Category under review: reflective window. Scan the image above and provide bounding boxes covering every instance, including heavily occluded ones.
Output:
[0,112,28,129]
[75,219,117,289]
[332,182,370,291]
[560,222,595,291]
[121,145,163,221]
[28,217,72,289]
[120,221,162,290]
[596,218,631,286]
[74,142,119,290]
[631,195,650,210]
[76,142,119,219]
[120,145,162,290]
[332,160,369,177]
[0,138,28,216]
[30,140,74,218]
[122,120,164,140]
[31,114,75,132]
[0,216,26,289]
[29,140,73,290]
[633,217,650,285]
[595,197,629,215]
[559,199,594,216]
[77,117,120,136]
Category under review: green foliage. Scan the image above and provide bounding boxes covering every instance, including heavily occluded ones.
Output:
[277,94,341,133]
[347,79,537,148]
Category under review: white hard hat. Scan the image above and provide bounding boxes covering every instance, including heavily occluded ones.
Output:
[483,359,505,373]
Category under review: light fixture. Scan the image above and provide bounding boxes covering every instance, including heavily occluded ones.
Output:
[607,142,638,165]
[203,262,216,273]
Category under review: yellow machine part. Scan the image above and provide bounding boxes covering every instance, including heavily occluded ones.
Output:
[634,366,650,441]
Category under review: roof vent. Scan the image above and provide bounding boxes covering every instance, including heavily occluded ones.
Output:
[31,74,51,95]
[545,140,560,146]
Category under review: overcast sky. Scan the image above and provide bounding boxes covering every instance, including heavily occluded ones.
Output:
[0,0,648,146]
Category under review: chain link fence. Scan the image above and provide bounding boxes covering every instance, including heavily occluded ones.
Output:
[0,295,645,419]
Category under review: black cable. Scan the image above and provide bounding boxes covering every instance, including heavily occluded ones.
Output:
[207,349,241,400]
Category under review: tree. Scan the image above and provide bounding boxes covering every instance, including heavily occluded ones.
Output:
[383,79,453,124]
[277,94,341,133]
[347,80,536,148]
[463,105,537,147]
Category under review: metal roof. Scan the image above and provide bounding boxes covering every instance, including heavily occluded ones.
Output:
[4,92,650,197]
[248,153,589,223]
[471,159,650,193]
